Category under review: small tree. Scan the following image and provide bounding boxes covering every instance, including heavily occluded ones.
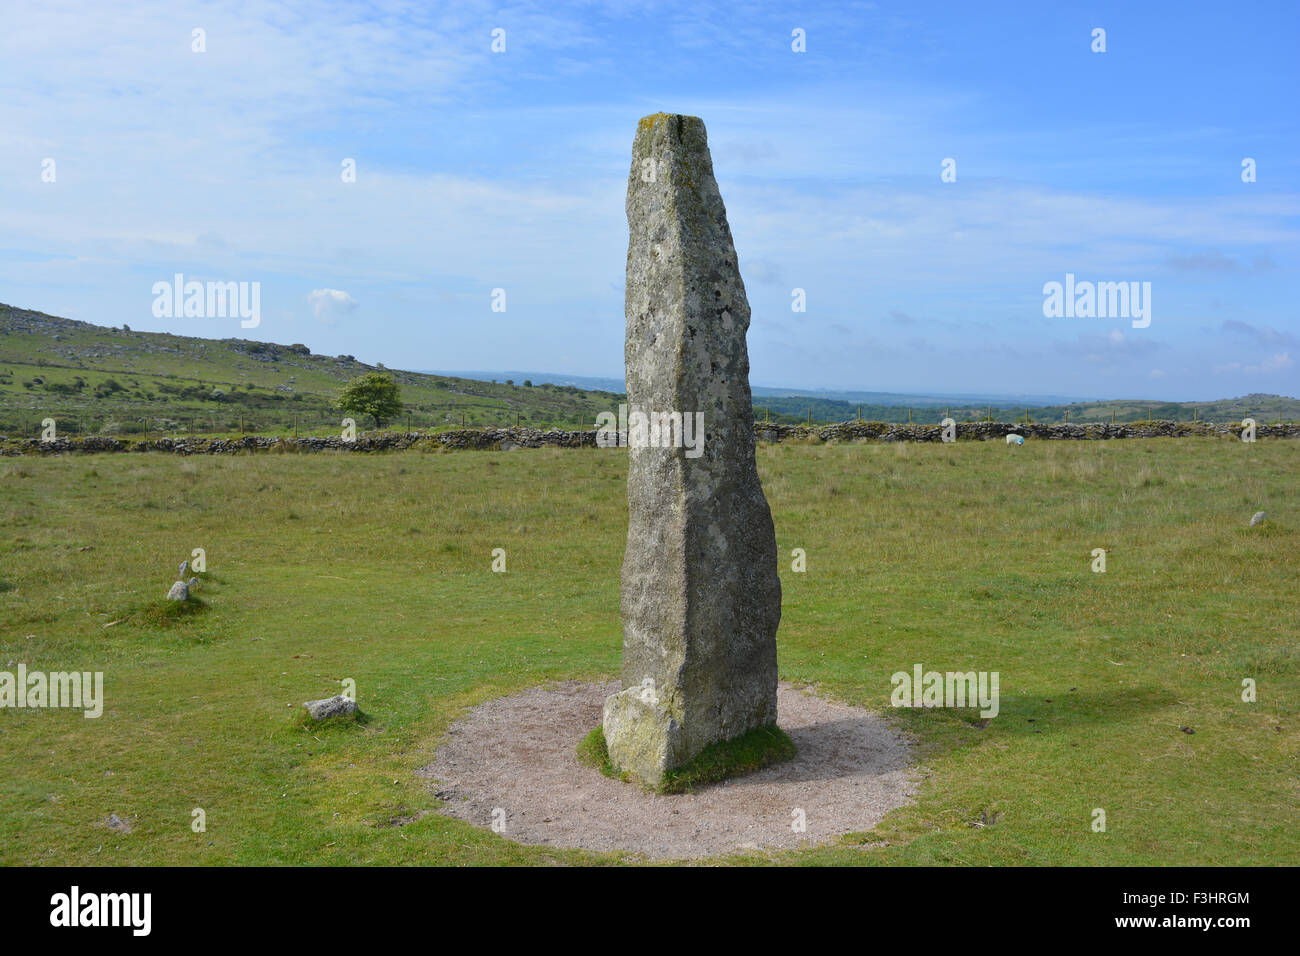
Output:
[337,372,403,428]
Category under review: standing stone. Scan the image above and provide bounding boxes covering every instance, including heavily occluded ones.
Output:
[166,580,188,601]
[1250,511,1267,526]
[602,113,781,788]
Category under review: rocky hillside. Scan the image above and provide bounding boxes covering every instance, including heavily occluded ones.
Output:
[0,304,623,437]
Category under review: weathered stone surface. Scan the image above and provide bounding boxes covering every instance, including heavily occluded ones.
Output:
[166,580,188,601]
[303,695,357,720]
[603,678,683,778]
[1250,511,1268,526]
[603,113,781,787]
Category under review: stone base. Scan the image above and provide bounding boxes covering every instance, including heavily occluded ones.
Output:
[602,679,684,788]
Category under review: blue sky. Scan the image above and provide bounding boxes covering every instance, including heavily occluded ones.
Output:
[2,0,1297,399]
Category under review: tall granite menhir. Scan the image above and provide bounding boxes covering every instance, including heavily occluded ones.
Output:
[602,113,782,788]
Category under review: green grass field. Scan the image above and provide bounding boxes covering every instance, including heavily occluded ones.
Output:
[1,438,1296,865]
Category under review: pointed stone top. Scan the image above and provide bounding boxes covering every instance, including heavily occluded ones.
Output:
[637,111,702,129]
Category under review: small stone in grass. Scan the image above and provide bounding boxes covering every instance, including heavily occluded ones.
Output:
[1249,511,1267,526]
[166,580,188,601]
[303,695,357,720]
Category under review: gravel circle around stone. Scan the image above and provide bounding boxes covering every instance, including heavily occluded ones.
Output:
[419,680,918,860]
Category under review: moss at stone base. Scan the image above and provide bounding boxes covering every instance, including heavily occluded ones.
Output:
[576,725,629,783]
[663,724,796,794]
[576,723,796,794]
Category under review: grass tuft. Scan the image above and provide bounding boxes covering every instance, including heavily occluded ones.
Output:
[576,725,625,781]
[132,595,209,627]
[293,707,369,732]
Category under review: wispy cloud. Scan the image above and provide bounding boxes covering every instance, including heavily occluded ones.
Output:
[1166,252,1277,273]
[1220,319,1300,348]
[1215,352,1294,375]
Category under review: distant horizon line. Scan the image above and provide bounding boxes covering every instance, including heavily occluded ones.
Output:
[422,369,1293,407]
[0,303,1290,407]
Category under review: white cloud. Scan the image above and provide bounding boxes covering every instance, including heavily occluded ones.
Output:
[1252,352,1294,373]
[1214,352,1294,375]
[308,288,358,323]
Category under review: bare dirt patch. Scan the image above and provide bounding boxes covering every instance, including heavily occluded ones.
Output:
[420,680,916,860]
